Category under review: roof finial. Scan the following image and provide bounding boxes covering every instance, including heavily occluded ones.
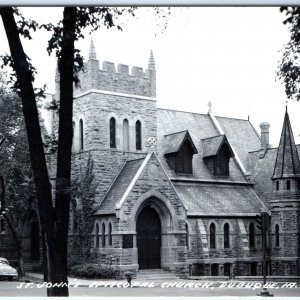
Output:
[148,50,155,69]
[208,101,212,114]
[286,99,288,112]
[89,38,96,60]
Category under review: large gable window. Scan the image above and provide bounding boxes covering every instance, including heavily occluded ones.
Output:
[202,135,234,177]
[164,130,198,175]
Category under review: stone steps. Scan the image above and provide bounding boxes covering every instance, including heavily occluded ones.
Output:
[136,269,178,280]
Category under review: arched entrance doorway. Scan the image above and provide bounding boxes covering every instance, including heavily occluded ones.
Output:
[137,205,161,269]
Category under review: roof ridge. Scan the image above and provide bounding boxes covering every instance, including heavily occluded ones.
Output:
[126,156,147,162]
[164,130,188,137]
[157,107,208,116]
[215,115,249,122]
[201,134,224,141]
[249,147,277,154]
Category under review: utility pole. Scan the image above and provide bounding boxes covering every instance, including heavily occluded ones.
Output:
[256,212,273,297]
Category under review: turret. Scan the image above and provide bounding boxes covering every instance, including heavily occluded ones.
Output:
[270,106,300,276]
[87,38,100,89]
[89,38,97,60]
[145,50,156,98]
[148,50,155,70]
[272,107,300,194]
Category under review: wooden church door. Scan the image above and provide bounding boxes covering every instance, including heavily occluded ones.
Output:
[137,206,161,269]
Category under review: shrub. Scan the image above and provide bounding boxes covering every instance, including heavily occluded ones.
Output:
[69,263,117,279]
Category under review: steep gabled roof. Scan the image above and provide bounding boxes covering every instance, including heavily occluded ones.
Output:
[96,157,146,213]
[164,130,198,155]
[215,116,261,171]
[156,109,260,181]
[202,134,234,158]
[272,109,300,179]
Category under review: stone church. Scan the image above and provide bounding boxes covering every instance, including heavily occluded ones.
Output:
[2,40,300,278]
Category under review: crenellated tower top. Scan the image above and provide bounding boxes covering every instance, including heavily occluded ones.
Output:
[74,45,156,98]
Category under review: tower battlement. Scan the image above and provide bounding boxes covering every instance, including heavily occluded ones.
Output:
[69,40,156,98]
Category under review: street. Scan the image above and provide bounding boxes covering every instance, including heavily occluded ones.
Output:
[0,280,299,297]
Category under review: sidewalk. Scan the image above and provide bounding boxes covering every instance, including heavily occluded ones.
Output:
[26,272,125,287]
[25,272,300,288]
[25,272,225,288]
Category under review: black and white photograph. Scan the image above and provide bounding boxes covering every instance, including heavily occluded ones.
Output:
[0,5,300,297]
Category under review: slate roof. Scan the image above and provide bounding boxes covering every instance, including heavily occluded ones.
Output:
[202,134,234,158]
[96,157,145,213]
[164,130,198,155]
[272,110,300,179]
[174,182,266,216]
[216,116,261,171]
[157,109,260,181]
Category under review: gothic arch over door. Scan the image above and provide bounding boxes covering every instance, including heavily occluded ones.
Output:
[136,205,161,269]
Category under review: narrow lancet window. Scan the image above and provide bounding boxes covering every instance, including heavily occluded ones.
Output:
[102,223,106,247]
[224,223,230,248]
[79,119,84,150]
[249,223,255,248]
[123,119,129,151]
[110,118,116,148]
[136,120,142,150]
[210,223,216,249]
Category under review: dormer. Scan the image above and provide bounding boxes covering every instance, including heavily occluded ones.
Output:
[164,130,198,175]
[202,135,234,177]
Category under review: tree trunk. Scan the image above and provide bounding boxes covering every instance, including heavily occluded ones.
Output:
[49,7,77,297]
[0,7,55,287]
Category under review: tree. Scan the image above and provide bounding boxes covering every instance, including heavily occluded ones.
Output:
[0,83,36,278]
[277,7,300,101]
[0,7,170,296]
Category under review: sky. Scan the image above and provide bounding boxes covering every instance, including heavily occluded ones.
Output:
[0,7,298,146]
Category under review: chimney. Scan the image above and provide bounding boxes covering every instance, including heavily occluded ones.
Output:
[260,122,270,150]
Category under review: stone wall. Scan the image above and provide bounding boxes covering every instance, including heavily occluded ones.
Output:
[73,59,156,98]
[188,217,265,276]
[72,91,157,153]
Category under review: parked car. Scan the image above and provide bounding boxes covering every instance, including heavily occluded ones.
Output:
[0,258,18,281]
